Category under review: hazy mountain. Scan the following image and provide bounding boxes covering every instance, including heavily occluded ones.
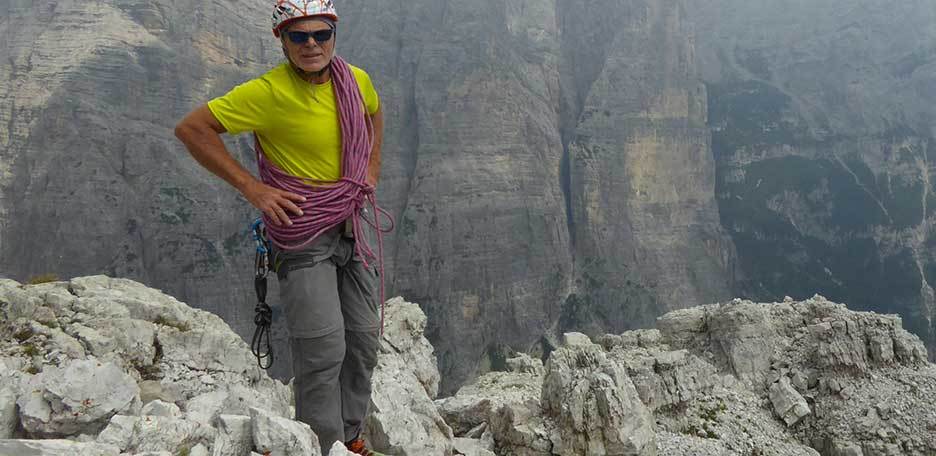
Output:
[689,0,936,357]
[3,0,932,393]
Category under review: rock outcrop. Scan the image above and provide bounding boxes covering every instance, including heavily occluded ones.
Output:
[441,295,936,456]
[363,297,454,455]
[0,277,452,455]
[541,336,655,455]
[3,276,936,454]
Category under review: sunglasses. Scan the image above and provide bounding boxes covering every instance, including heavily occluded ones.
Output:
[286,29,334,45]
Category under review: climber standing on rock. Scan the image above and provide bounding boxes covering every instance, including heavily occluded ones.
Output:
[174,1,388,454]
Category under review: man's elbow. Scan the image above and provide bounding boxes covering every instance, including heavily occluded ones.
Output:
[174,120,192,143]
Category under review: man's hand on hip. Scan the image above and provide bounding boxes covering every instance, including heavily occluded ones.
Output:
[242,180,306,227]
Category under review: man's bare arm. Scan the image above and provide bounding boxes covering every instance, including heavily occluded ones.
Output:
[174,105,304,226]
[366,105,384,187]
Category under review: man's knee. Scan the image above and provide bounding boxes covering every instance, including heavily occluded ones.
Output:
[292,329,347,377]
[345,329,379,371]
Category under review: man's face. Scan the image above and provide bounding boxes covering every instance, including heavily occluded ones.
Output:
[282,19,335,74]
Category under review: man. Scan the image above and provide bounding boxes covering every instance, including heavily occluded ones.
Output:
[175,1,386,454]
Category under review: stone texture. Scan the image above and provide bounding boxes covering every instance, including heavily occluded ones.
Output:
[16,359,140,437]
[0,439,120,456]
[648,296,935,454]
[364,298,453,455]
[98,415,216,454]
[0,387,16,439]
[769,377,811,426]
[561,0,735,344]
[250,407,319,456]
[2,277,936,455]
[452,437,496,456]
[436,370,553,455]
[140,400,181,418]
[326,441,355,456]
[378,297,442,398]
[541,341,656,455]
[505,353,545,376]
[211,414,252,456]
[96,415,138,451]
[182,384,291,426]
[190,443,210,456]
[614,346,725,411]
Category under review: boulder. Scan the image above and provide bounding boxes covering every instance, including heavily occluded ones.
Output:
[542,341,656,455]
[16,359,140,437]
[140,400,181,418]
[211,414,252,456]
[365,298,453,455]
[97,415,215,454]
[250,407,319,456]
[768,377,811,426]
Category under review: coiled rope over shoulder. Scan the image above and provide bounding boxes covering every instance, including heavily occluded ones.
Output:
[257,55,394,331]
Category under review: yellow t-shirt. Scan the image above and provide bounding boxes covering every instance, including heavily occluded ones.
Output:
[207,62,380,182]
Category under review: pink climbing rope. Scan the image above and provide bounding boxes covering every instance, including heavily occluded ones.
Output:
[255,55,394,331]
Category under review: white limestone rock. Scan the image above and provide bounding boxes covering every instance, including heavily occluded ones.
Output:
[96,415,138,451]
[16,358,140,437]
[364,297,453,455]
[97,415,215,454]
[379,297,442,398]
[250,407,319,456]
[453,437,496,456]
[768,377,811,426]
[210,414,252,456]
[326,440,356,455]
[505,353,544,376]
[140,400,181,418]
[542,340,656,456]
[0,388,16,439]
[0,439,120,455]
[560,332,592,347]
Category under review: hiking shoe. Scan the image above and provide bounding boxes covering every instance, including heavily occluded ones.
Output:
[346,438,387,456]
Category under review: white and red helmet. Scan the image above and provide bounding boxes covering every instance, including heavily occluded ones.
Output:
[272,0,338,37]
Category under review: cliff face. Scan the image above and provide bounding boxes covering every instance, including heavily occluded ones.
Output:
[687,0,936,358]
[342,0,734,391]
[560,0,734,336]
[1,0,735,392]
[0,0,277,344]
[340,0,575,392]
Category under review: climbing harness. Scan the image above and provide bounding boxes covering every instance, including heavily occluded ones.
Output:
[251,218,275,369]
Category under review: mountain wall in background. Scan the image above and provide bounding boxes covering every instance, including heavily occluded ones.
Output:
[688,0,936,357]
[0,0,733,393]
[4,0,934,393]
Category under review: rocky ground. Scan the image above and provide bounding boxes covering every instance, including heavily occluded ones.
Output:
[1,276,934,455]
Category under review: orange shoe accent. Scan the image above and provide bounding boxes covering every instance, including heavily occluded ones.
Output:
[346,438,387,456]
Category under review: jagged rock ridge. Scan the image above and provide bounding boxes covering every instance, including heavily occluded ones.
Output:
[4,277,934,455]
[0,276,450,455]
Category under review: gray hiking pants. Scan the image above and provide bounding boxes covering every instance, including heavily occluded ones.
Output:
[273,225,380,453]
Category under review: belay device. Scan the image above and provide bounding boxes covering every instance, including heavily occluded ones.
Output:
[251,218,274,369]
